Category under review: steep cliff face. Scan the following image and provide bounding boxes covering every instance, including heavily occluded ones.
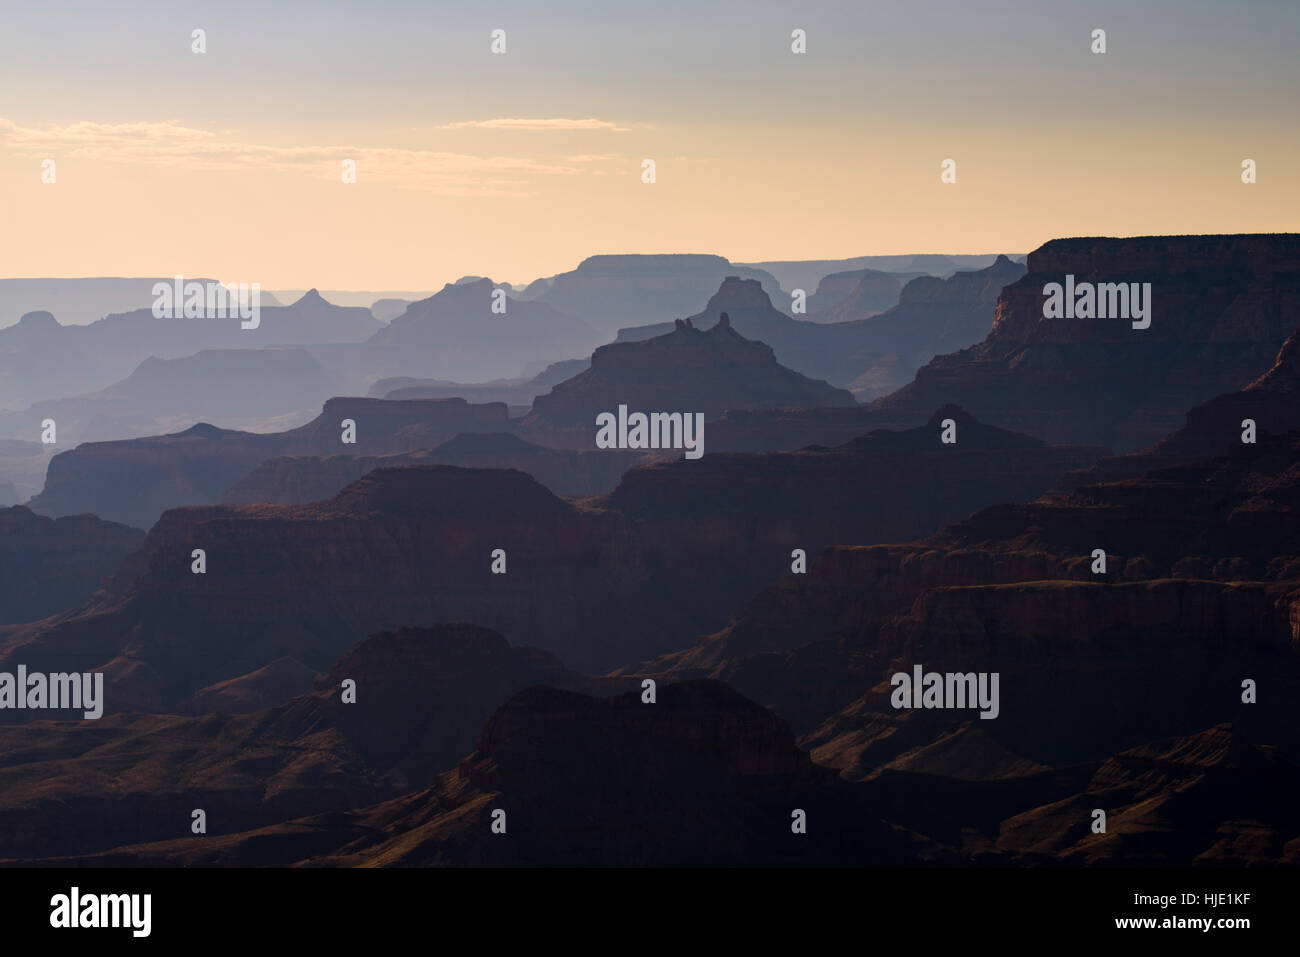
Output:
[29,423,282,530]
[699,235,1300,454]
[0,624,623,860]
[522,312,856,445]
[0,506,145,625]
[841,577,1295,763]
[873,234,1300,451]
[1060,328,1300,487]
[27,397,512,529]
[836,256,1027,399]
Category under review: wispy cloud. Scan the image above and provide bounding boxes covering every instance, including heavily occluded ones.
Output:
[0,117,594,196]
[436,117,630,132]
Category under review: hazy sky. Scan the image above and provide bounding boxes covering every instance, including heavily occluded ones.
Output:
[1,0,1296,288]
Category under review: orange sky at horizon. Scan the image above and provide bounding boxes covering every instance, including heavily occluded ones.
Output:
[1,0,1295,289]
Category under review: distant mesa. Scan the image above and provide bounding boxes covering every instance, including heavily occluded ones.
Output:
[0,277,259,329]
[737,252,1022,294]
[15,310,60,329]
[533,253,788,334]
[369,298,411,322]
[27,395,512,529]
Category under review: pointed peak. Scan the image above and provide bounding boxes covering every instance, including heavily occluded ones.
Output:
[294,288,327,307]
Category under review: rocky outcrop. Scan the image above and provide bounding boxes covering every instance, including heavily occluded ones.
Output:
[28,397,511,528]
[615,277,884,386]
[522,312,856,444]
[0,506,144,625]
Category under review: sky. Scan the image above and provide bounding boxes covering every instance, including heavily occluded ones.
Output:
[0,0,1296,289]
